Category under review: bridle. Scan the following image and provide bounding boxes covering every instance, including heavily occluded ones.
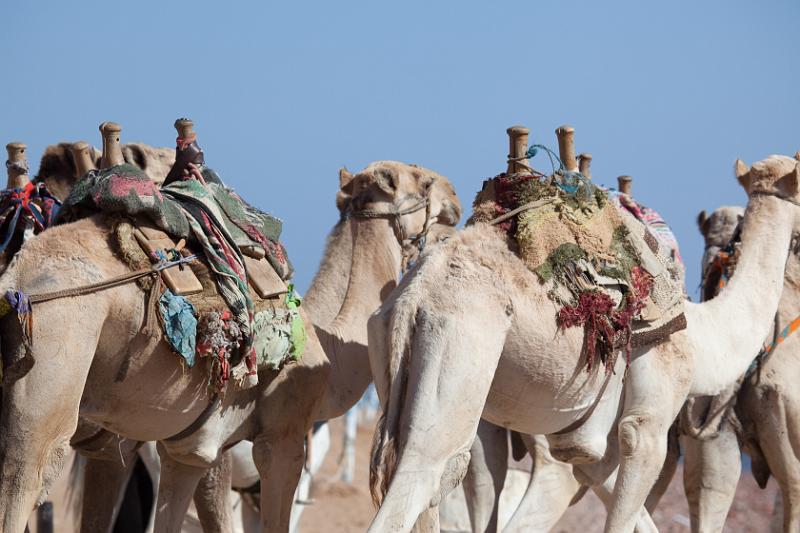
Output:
[347,184,434,272]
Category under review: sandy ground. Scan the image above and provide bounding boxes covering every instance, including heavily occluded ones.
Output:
[299,417,779,532]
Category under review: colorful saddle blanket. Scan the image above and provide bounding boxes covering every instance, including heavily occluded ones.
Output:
[58,164,301,392]
[470,171,686,371]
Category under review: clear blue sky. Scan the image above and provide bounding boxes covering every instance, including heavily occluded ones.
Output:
[2,1,798,298]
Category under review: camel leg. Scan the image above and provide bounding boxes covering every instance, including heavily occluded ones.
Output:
[367,309,509,533]
[681,424,740,532]
[138,442,161,533]
[412,506,441,532]
[152,443,208,533]
[0,318,101,533]
[586,470,658,533]
[462,420,508,533]
[751,389,800,532]
[253,432,306,533]
[502,434,581,532]
[644,422,680,513]
[603,350,686,533]
[193,449,234,533]
[79,452,139,533]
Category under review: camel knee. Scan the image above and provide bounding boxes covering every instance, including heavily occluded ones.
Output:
[548,433,607,464]
[618,414,660,458]
[433,450,471,506]
[161,442,219,469]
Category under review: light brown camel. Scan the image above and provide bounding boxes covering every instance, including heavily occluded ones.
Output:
[0,121,460,532]
[680,201,800,533]
[444,171,685,533]
[677,206,745,533]
[366,148,800,532]
[31,133,461,533]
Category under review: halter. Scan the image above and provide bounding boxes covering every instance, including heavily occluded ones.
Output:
[348,185,434,272]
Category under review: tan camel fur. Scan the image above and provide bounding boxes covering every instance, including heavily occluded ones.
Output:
[0,160,458,533]
[367,155,800,533]
[681,202,800,533]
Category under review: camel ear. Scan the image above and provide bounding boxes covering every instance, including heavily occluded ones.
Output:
[696,210,708,235]
[123,144,147,171]
[735,159,751,190]
[432,180,462,226]
[794,150,800,162]
[776,164,800,198]
[374,168,399,195]
[339,167,354,192]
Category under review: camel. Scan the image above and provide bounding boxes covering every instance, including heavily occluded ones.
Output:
[0,119,460,532]
[32,133,461,533]
[680,201,800,533]
[36,141,175,200]
[446,172,686,533]
[366,123,800,532]
[677,206,745,532]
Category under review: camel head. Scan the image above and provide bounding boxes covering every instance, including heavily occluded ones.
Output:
[35,142,175,201]
[697,205,744,279]
[338,161,461,249]
[735,155,800,208]
[697,206,744,249]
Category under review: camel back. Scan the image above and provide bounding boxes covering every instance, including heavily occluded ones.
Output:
[470,170,686,370]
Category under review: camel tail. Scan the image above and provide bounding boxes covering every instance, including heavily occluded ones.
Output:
[369,291,420,507]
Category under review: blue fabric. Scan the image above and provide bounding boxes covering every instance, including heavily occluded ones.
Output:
[5,290,31,314]
[159,289,198,366]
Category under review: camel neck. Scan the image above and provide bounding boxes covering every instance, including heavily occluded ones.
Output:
[688,194,795,395]
[315,218,402,420]
[303,220,352,328]
[330,218,401,341]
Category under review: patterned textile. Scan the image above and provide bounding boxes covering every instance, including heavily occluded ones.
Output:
[57,164,296,390]
[252,288,306,370]
[608,190,685,288]
[470,171,686,370]
[0,181,61,254]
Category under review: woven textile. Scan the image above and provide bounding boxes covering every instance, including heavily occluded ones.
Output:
[470,172,686,370]
[58,164,298,391]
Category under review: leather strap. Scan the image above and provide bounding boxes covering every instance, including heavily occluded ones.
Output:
[552,368,615,436]
[163,394,221,442]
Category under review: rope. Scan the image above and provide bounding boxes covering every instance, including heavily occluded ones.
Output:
[487,197,556,226]
[348,190,433,273]
[752,314,800,370]
[27,255,197,305]
[525,144,564,174]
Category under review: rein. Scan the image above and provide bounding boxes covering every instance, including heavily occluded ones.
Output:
[20,254,197,305]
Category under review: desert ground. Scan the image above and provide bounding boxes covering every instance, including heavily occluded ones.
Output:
[299,417,779,533]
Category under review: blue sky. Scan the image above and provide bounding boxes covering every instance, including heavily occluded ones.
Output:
[2,1,798,298]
